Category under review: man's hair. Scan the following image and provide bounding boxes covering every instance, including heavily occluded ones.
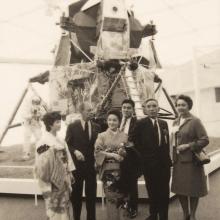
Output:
[121,99,135,108]
[175,94,193,110]
[42,111,61,132]
[144,98,158,105]
[78,102,92,113]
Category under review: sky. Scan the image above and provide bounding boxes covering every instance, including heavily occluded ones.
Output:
[0,0,219,145]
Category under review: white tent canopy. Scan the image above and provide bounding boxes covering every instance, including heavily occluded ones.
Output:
[0,0,219,65]
[0,0,219,145]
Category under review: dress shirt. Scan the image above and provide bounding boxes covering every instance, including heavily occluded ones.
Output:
[179,117,185,126]
[150,118,161,146]
[80,119,92,140]
[120,117,132,134]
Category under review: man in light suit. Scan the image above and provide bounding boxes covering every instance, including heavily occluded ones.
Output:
[130,99,172,220]
[65,102,100,220]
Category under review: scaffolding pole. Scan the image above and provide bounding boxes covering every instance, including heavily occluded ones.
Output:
[0,84,29,145]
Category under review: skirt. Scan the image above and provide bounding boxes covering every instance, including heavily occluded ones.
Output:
[171,159,208,197]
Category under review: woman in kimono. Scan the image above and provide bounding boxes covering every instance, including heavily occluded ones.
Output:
[171,95,209,220]
[94,110,128,220]
[35,111,75,220]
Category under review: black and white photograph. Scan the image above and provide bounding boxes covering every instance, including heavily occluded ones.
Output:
[0,0,220,220]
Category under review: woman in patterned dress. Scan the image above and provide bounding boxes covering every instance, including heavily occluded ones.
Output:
[95,110,129,220]
[35,111,75,220]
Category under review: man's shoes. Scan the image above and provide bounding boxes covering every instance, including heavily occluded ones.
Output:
[145,214,158,220]
[129,209,137,218]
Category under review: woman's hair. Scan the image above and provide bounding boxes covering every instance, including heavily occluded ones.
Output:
[42,111,61,131]
[107,109,121,122]
[176,94,193,110]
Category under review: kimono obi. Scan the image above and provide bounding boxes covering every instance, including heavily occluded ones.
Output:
[99,159,120,180]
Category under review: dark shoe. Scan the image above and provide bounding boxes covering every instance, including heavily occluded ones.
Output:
[145,215,158,220]
[184,215,190,220]
[129,209,137,218]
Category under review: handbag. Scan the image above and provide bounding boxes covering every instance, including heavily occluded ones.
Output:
[193,150,210,166]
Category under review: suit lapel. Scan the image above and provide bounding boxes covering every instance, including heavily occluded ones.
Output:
[77,120,89,142]
[78,120,84,132]
[158,120,167,145]
[178,114,193,130]
[91,121,98,142]
[128,117,136,134]
[146,117,153,126]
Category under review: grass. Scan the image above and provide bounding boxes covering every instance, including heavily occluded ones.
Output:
[0,137,219,179]
[0,144,35,179]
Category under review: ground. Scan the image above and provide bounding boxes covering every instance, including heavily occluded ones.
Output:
[0,169,219,220]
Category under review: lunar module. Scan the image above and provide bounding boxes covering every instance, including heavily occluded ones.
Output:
[47,0,177,120]
[0,0,177,144]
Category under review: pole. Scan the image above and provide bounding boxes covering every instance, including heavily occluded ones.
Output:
[0,84,29,145]
[192,47,200,117]
[162,87,178,118]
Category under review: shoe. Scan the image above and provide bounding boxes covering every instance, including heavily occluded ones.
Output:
[184,215,190,220]
[145,215,158,220]
[129,209,137,218]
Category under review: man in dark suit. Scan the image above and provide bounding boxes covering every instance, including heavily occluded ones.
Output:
[120,99,139,218]
[65,102,100,220]
[130,98,172,220]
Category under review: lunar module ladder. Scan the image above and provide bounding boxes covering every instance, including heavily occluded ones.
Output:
[121,68,145,119]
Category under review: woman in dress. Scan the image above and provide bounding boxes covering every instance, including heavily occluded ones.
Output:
[171,95,209,220]
[35,111,75,220]
[94,110,128,220]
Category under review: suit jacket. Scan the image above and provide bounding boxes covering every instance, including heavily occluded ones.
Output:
[65,120,100,171]
[127,116,137,136]
[129,117,172,168]
[122,116,142,178]
[172,113,209,163]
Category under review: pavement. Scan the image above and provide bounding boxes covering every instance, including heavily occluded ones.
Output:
[0,169,220,220]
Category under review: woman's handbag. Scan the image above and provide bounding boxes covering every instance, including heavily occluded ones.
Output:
[193,150,211,166]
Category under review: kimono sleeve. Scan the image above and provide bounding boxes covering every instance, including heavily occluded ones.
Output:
[94,133,106,167]
[65,143,76,172]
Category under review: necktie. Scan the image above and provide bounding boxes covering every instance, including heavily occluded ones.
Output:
[153,120,159,146]
[84,121,89,140]
[120,118,127,132]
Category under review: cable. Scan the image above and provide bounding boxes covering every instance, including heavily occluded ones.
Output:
[135,0,210,17]
[160,0,199,34]
[158,23,220,40]
[4,21,50,38]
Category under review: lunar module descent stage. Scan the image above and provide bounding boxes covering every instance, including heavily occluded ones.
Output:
[0,0,177,145]
[48,0,177,121]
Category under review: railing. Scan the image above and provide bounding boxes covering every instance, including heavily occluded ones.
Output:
[0,150,220,205]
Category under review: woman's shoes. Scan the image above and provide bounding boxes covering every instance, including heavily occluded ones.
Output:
[184,215,190,220]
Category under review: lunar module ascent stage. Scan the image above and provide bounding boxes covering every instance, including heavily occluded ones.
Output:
[0,0,177,146]
[47,0,177,121]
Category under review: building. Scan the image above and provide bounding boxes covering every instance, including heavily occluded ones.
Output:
[161,49,220,137]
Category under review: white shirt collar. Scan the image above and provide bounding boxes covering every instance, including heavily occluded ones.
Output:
[120,117,132,134]
[150,117,158,124]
